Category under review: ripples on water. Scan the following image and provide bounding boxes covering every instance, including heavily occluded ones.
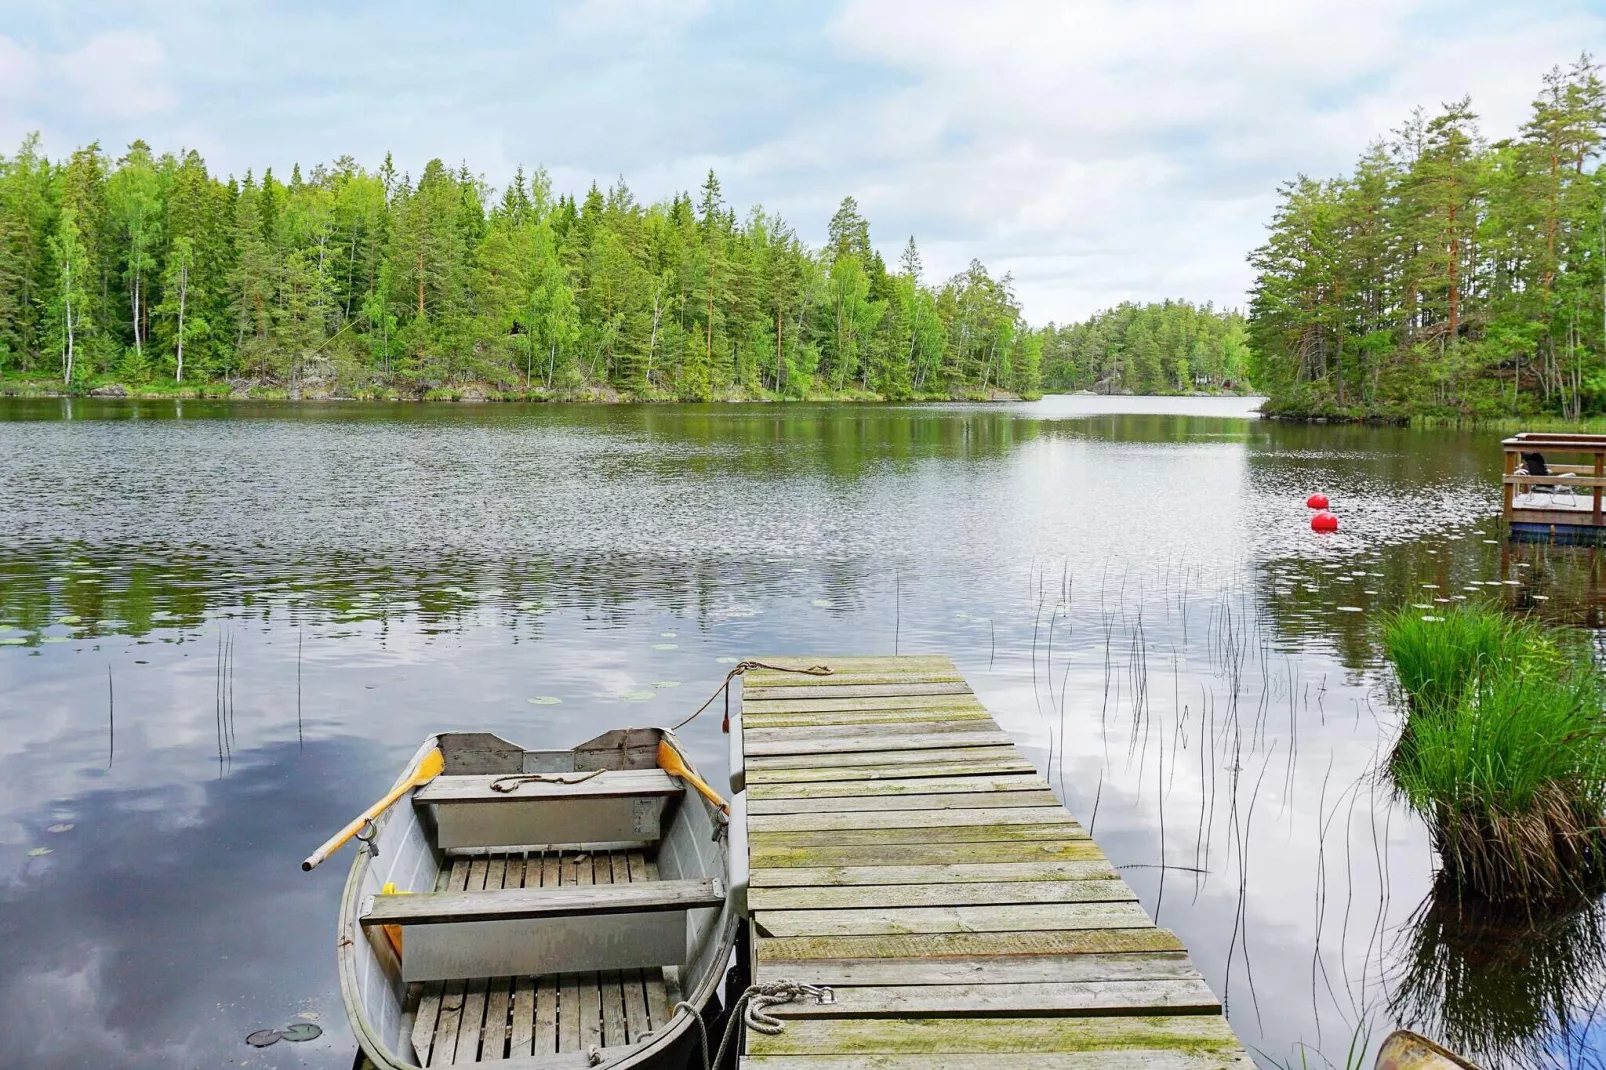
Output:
[1,395,1605,1068]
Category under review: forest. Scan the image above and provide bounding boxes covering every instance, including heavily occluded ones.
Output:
[1250,56,1606,421]
[1039,300,1250,394]
[0,139,1055,401]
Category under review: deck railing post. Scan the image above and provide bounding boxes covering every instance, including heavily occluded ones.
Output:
[1594,450,1602,526]
[1504,448,1517,520]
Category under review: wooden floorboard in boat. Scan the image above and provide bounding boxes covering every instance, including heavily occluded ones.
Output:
[417,848,672,1066]
[738,654,1249,1067]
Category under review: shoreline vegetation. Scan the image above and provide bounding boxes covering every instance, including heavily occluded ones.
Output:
[1250,57,1606,425]
[0,133,1249,405]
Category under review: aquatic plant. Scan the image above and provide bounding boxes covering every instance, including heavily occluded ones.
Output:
[1383,606,1606,900]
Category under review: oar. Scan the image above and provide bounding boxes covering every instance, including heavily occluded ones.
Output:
[657,740,728,814]
[302,749,445,871]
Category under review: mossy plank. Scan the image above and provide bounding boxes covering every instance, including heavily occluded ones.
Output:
[742,672,966,689]
[748,860,1118,888]
[743,694,986,714]
[750,823,1088,848]
[764,978,1221,1017]
[750,806,1078,833]
[755,928,1188,963]
[753,951,1200,987]
[748,760,1036,784]
[744,731,1015,758]
[742,682,975,700]
[746,655,957,675]
[756,902,1154,938]
[744,1013,1242,1056]
[744,719,1001,743]
[739,1051,1256,1069]
[748,877,1135,911]
[751,839,1104,870]
[747,790,1061,815]
[748,774,1051,799]
[742,709,996,729]
[749,745,1026,770]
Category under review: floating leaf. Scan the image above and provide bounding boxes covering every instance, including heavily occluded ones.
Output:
[652,643,677,650]
[246,1029,284,1048]
[46,823,73,834]
[0,624,10,631]
[517,601,540,610]
[56,615,81,625]
[281,1023,322,1042]
[652,681,681,689]
[620,690,655,702]
[39,636,72,644]
[527,696,562,705]
[0,637,26,646]
[26,847,51,857]
[294,1011,321,1021]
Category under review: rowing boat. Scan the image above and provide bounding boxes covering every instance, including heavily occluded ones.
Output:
[321,728,739,1069]
[1375,1030,1481,1070]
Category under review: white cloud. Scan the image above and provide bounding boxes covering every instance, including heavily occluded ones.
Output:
[55,30,175,119]
[0,35,37,101]
[822,0,1606,319]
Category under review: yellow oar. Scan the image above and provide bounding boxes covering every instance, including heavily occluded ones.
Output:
[657,740,728,814]
[302,749,445,871]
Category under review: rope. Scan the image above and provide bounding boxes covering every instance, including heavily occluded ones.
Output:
[488,769,605,793]
[672,661,834,732]
[682,981,834,1070]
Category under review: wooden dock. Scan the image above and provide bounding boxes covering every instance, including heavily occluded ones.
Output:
[732,654,1251,1069]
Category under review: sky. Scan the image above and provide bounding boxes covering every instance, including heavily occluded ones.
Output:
[1,0,1604,324]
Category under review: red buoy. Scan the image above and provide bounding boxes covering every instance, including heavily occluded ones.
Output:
[1311,511,1338,532]
[1307,493,1330,509]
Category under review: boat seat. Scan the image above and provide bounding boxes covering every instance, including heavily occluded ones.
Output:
[362,878,723,983]
[415,771,684,850]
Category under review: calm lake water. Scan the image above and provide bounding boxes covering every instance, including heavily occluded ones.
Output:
[2,394,1604,1069]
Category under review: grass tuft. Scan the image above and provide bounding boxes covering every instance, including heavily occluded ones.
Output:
[1383,604,1606,900]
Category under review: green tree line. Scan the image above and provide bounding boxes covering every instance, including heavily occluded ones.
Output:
[1039,300,1251,394]
[0,138,1050,400]
[1250,56,1606,420]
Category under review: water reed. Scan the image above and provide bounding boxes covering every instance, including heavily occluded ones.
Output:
[1383,605,1606,901]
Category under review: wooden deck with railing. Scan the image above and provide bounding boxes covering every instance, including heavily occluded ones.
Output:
[731,654,1250,1069]
[1503,432,1606,538]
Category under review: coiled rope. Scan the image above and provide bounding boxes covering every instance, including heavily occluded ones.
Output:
[672,661,834,732]
[677,981,836,1070]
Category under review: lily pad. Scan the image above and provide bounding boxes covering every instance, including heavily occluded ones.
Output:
[619,690,656,702]
[246,1029,284,1048]
[46,823,73,834]
[652,643,677,651]
[527,696,562,705]
[26,847,51,857]
[39,636,72,644]
[517,601,541,610]
[0,637,27,646]
[281,1023,322,1042]
[57,615,82,625]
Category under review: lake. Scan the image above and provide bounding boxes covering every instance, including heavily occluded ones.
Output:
[1,394,1602,1069]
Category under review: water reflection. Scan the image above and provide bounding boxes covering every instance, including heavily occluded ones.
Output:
[1392,878,1606,1070]
[2,395,1605,1068]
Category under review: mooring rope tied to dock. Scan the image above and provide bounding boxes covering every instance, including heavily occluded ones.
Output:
[680,980,834,1070]
[671,659,834,731]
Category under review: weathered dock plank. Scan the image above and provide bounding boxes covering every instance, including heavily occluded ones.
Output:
[736,654,1248,1068]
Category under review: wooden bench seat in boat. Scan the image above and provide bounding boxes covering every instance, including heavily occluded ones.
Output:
[413,770,683,850]
[362,878,722,983]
